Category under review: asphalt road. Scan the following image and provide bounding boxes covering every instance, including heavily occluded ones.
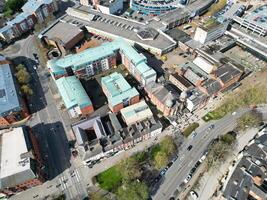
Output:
[152,109,252,200]
[6,35,87,200]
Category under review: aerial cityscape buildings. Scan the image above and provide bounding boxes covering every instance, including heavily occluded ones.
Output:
[0,0,267,199]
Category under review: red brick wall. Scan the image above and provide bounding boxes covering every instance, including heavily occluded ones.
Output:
[130,95,140,105]
[111,103,124,113]
[15,178,43,191]
[81,105,94,115]
[0,117,10,126]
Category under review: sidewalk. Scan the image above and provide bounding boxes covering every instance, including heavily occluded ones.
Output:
[194,128,259,200]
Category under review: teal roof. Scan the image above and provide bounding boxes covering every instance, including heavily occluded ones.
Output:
[101,72,139,107]
[55,76,92,109]
[48,38,154,82]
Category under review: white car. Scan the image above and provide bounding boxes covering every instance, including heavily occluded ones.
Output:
[232,112,237,116]
[184,174,192,184]
[190,190,198,199]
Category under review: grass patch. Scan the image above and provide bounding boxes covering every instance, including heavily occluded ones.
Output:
[203,85,267,122]
[183,122,199,137]
[206,0,227,16]
[151,144,161,159]
[96,166,122,192]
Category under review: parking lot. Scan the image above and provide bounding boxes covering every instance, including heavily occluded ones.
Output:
[224,46,267,72]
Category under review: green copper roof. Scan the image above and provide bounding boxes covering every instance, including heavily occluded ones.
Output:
[47,38,155,79]
[55,76,92,109]
[101,72,139,107]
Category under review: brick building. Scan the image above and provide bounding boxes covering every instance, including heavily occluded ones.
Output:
[47,38,156,86]
[0,0,58,43]
[0,56,29,127]
[101,72,139,112]
[0,127,44,195]
[56,76,94,118]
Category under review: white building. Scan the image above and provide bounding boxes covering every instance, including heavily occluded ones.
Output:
[120,101,153,125]
[193,56,215,74]
[194,20,228,44]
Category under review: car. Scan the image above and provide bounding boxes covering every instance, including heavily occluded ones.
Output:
[232,112,237,115]
[190,167,197,174]
[184,174,192,183]
[167,162,173,168]
[187,145,193,151]
[190,190,198,199]
[160,168,168,176]
[191,131,197,138]
[208,124,215,130]
[33,65,37,70]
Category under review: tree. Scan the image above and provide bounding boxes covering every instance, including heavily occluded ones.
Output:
[207,141,231,169]
[16,64,26,71]
[160,136,176,156]
[4,0,26,15]
[117,181,148,200]
[237,112,262,131]
[154,151,168,170]
[220,133,236,145]
[89,192,108,200]
[118,157,141,182]
[15,68,30,84]
[21,84,33,96]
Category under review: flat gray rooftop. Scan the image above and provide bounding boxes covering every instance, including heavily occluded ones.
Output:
[42,21,83,44]
[64,6,176,52]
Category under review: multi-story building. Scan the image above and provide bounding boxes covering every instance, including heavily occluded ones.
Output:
[186,88,208,112]
[0,127,44,195]
[145,83,182,117]
[169,73,193,92]
[0,56,29,127]
[178,61,208,86]
[47,38,157,86]
[120,101,153,126]
[101,72,139,112]
[55,76,94,118]
[72,114,162,164]
[194,19,228,44]
[0,0,58,43]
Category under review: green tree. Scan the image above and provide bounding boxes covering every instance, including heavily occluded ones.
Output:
[21,84,33,96]
[220,133,236,145]
[16,64,26,71]
[237,112,262,131]
[118,157,141,183]
[117,181,148,200]
[154,151,168,170]
[15,68,30,84]
[89,192,108,200]
[160,136,176,156]
[4,0,26,15]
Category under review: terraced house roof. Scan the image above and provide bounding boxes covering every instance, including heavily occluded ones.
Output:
[55,76,92,109]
